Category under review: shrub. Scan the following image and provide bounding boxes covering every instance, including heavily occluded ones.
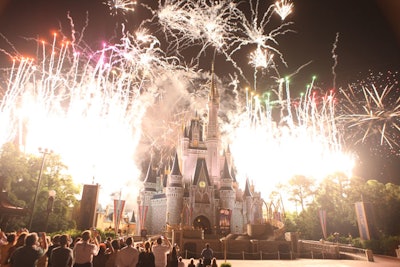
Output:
[220,263,232,267]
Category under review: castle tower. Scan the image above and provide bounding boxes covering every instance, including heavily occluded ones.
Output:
[219,157,236,233]
[206,63,220,185]
[137,160,157,234]
[243,178,253,225]
[166,152,184,226]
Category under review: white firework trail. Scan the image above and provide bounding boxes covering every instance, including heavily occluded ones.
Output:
[0,29,197,205]
[274,0,294,21]
[0,0,376,209]
[226,78,355,201]
[144,0,294,86]
[340,83,400,149]
[105,0,137,17]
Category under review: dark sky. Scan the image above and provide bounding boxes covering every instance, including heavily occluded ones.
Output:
[0,0,399,183]
[0,0,399,80]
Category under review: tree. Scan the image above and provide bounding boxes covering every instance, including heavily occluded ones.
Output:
[286,175,315,212]
[313,172,358,238]
[0,142,80,232]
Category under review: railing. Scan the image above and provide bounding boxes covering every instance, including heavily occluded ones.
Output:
[299,240,373,261]
[182,249,295,260]
[180,240,373,261]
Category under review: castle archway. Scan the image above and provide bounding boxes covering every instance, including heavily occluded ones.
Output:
[193,215,211,234]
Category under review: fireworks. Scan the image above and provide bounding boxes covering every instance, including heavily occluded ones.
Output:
[0,0,397,208]
[105,0,137,17]
[226,79,354,191]
[339,71,400,155]
[274,0,294,21]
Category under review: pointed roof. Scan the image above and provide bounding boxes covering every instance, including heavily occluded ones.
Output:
[192,158,211,186]
[221,157,232,180]
[230,166,237,183]
[130,210,136,223]
[171,151,182,176]
[144,160,157,184]
[243,178,252,197]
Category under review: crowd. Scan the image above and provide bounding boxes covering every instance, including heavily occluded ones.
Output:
[0,229,219,267]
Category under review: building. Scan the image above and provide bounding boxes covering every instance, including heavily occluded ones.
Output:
[137,68,264,236]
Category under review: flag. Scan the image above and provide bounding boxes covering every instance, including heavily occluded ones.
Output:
[319,209,327,239]
[113,199,125,234]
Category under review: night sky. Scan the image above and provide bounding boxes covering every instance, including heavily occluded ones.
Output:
[0,0,399,183]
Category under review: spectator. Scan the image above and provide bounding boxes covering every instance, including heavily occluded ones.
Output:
[9,232,49,267]
[152,236,171,267]
[167,246,178,267]
[187,258,195,267]
[47,234,61,267]
[137,241,155,267]
[177,256,185,267]
[195,258,203,267]
[200,244,213,266]
[105,239,120,267]
[211,257,218,267]
[115,237,139,267]
[93,243,109,267]
[73,230,99,267]
[0,233,16,267]
[50,234,73,267]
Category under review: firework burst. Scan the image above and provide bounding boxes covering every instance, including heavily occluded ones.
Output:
[1,0,385,209]
[339,71,400,152]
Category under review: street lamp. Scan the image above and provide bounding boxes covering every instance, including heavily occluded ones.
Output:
[45,190,56,232]
[28,147,52,230]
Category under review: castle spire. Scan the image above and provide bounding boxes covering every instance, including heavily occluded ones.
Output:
[209,61,219,102]
[171,151,182,176]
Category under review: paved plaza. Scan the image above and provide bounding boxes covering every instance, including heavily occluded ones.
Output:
[182,255,400,267]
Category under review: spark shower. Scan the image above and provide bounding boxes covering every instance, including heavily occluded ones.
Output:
[0,0,398,207]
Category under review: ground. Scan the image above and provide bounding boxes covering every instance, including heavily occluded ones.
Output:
[181,255,400,267]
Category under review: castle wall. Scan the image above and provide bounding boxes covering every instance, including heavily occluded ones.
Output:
[150,198,167,234]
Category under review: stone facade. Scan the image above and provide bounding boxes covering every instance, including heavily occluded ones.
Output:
[137,72,263,236]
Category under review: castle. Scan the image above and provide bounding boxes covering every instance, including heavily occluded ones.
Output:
[137,70,264,236]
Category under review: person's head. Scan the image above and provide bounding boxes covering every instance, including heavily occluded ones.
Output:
[156,236,162,245]
[125,237,133,246]
[25,233,38,247]
[198,258,202,263]
[81,230,91,241]
[111,239,120,250]
[190,258,194,264]
[178,256,183,262]
[212,257,217,263]
[144,241,151,252]
[206,243,209,249]
[52,234,61,245]
[16,232,28,246]
[99,243,107,254]
[6,233,16,243]
[59,234,69,246]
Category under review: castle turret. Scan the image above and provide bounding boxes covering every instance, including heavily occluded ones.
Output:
[219,157,236,233]
[137,160,157,234]
[166,152,184,226]
[243,178,253,224]
[206,63,220,184]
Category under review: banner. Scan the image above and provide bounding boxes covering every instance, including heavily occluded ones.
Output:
[139,205,148,231]
[78,184,99,230]
[319,209,327,239]
[219,209,231,234]
[113,199,125,234]
[355,202,371,240]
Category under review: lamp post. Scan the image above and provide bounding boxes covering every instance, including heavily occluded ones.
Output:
[28,147,52,230]
[45,190,56,232]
